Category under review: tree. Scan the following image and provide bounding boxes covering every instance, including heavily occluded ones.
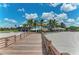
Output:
[33,20,37,32]
[61,22,66,28]
[33,20,37,27]
[68,26,76,31]
[27,19,34,30]
[52,19,59,27]
[40,19,44,31]
[48,19,53,30]
[47,19,59,30]
[23,24,27,28]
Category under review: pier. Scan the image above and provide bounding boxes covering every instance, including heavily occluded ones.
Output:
[0,32,69,55]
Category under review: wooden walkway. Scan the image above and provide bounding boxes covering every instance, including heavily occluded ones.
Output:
[0,33,42,55]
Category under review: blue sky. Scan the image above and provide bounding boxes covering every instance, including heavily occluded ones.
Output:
[0,3,79,28]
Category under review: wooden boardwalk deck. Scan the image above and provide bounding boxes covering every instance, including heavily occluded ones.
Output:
[0,32,42,55]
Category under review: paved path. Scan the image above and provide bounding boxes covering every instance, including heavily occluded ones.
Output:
[0,33,42,55]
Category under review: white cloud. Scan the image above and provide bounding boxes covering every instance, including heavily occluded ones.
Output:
[57,13,68,20]
[4,18,17,23]
[75,22,79,25]
[41,12,68,23]
[67,19,75,23]
[43,20,48,24]
[0,3,8,8]
[76,17,79,22]
[41,11,55,20]
[19,25,23,27]
[3,4,8,8]
[74,17,79,26]
[44,20,48,22]
[22,21,27,24]
[55,13,68,23]
[24,13,38,19]
[61,3,77,12]
[49,3,61,7]
[65,17,79,26]
[17,8,25,12]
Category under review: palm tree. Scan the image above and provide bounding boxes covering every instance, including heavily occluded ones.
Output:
[33,20,37,32]
[40,19,44,31]
[23,24,27,28]
[27,19,33,31]
[48,19,53,30]
[60,22,66,28]
[48,19,59,31]
[52,19,59,27]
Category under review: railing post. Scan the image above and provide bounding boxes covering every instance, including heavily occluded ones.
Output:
[20,34,22,39]
[23,32,26,39]
[48,41,56,55]
[24,32,26,38]
[23,33,24,39]
[5,38,8,47]
[41,32,61,55]
[14,35,16,43]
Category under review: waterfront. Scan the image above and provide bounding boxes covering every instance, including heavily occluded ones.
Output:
[45,32,79,55]
[1,32,79,54]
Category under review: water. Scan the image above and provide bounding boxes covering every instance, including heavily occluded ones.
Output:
[45,32,79,55]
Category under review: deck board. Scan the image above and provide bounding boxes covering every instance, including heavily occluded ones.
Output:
[0,33,42,55]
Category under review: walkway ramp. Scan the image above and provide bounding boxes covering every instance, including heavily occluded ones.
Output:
[0,33,42,55]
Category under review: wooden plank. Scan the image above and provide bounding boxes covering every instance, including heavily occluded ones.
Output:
[0,32,42,55]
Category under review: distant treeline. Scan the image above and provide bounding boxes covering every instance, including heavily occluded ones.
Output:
[0,27,29,32]
[66,26,79,31]
[0,27,16,31]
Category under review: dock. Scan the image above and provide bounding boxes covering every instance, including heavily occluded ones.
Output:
[0,32,69,55]
[0,32,42,55]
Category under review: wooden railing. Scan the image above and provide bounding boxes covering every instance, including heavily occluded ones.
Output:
[41,32,70,55]
[0,32,27,48]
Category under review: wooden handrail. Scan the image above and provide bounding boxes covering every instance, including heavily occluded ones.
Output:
[41,32,70,55]
[0,35,16,40]
[0,32,27,48]
[48,41,60,55]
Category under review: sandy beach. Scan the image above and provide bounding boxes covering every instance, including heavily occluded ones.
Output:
[45,32,79,55]
[0,32,23,38]
[1,32,79,55]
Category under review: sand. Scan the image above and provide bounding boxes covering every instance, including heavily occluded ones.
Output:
[45,32,79,55]
[0,32,23,38]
